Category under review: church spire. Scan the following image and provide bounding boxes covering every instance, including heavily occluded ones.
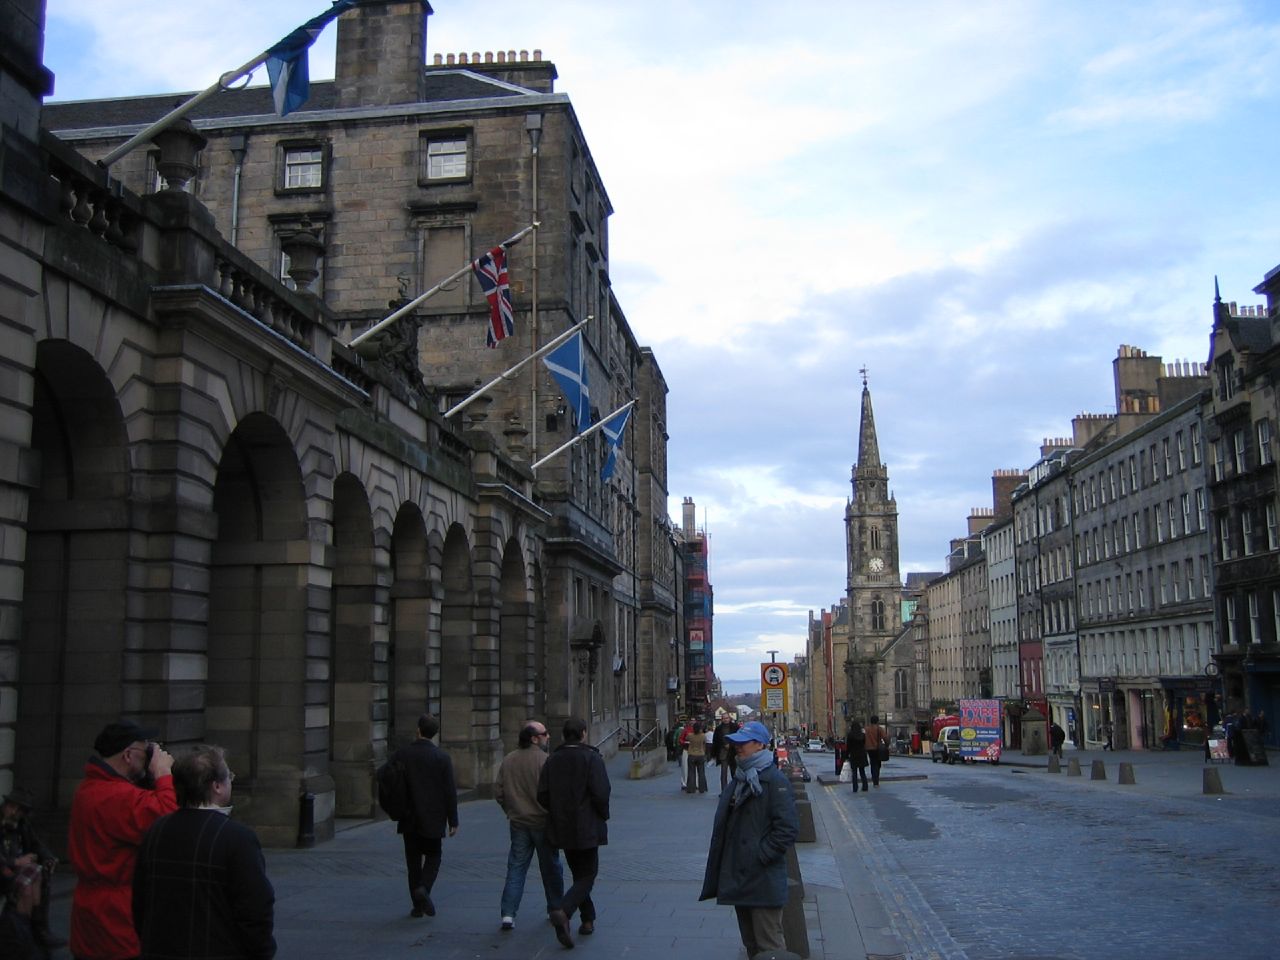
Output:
[854,371,883,480]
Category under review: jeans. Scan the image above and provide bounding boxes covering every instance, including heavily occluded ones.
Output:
[868,755,882,786]
[852,761,869,790]
[500,823,564,918]
[685,756,707,792]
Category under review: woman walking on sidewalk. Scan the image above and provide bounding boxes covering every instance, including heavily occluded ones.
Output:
[845,721,869,792]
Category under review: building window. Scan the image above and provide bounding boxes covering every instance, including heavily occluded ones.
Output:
[1233,430,1247,475]
[1163,438,1172,477]
[870,598,885,631]
[1195,489,1206,532]
[1258,419,1274,466]
[1185,559,1194,600]
[423,135,469,181]
[1176,432,1187,470]
[1149,444,1159,483]
[1190,422,1202,465]
[1226,596,1237,644]
[870,526,881,550]
[1133,511,1142,549]
[1213,439,1226,482]
[1129,455,1138,490]
[1248,592,1261,643]
[1274,590,1280,645]
[1242,510,1254,556]
[1181,494,1192,536]
[1268,502,1278,551]
[279,144,325,192]
[1201,554,1211,597]
[1171,561,1180,602]
[1136,570,1145,608]
[1218,515,1232,561]
[1168,499,1177,539]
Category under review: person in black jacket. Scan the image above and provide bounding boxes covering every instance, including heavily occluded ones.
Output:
[391,714,459,917]
[1,787,62,949]
[537,718,610,949]
[699,720,798,958]
[132,745,275,959]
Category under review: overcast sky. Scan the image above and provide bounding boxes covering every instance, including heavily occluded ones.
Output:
[43,1,1280,694]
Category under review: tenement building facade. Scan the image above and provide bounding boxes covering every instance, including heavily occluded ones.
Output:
[3,0,678,845]
[1206,277,1280,728]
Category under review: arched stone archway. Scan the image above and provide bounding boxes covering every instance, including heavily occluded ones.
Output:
[390,505,430,750]
[206,413,309,847]
[17,341,131,808]
[330,473,378,816]
[438,524,475,786]
[498,540,532,750]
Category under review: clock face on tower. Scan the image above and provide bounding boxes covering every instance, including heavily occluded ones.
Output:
[868,557,884,573]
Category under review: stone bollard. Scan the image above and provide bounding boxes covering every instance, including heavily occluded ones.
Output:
[1047,755,1061,773]
[794,797,816,843]
[782,846,809,957]
[1090,760,1107,781]
[1067,757,1082,777]
[1203,767,1225,795]
[1118,762,1136,785]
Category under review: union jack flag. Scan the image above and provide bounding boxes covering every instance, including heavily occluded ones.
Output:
[472,246,514,347]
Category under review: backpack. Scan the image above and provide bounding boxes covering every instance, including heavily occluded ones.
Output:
[377,758,410,821]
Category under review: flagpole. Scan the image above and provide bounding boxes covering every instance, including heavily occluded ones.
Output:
[348,222,538,351]
[98,56,266,169]
[99,0,356,169]
[443,318,590,420]
[531,399,636,472]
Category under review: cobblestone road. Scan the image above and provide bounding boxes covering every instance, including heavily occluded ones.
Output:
[828,761,1280,960]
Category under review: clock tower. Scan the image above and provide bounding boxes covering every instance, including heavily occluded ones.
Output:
[844,373,903,716]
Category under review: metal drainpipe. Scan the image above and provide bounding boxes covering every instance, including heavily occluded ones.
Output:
[228,134,247,246]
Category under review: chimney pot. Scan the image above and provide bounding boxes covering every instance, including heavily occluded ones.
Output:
[520,49,529,61]
[446,53,456,65]
[485,51,494,63]
[497,50,506,63]
[433,53,442,65]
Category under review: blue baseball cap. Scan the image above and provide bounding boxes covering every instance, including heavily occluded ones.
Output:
[726,721,770,744]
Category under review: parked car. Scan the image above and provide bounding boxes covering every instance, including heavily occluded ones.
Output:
[805,739,826,752]
[931,725,962,763]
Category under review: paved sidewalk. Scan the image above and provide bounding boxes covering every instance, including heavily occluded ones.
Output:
[47,750,892,959]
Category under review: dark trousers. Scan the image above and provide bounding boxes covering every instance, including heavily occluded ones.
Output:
[868,755,883,785]
[402,833,443,903]
[685,756,708,792]
[852,760,869,790]
[558,847,598,922]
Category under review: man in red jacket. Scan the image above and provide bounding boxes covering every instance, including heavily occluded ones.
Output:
[68,720,176,960]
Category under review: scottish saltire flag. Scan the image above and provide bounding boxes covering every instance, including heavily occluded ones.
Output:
[472,247,515,347]
[265,0,359,116]
[599,406,632,481]
[543,331,591,431]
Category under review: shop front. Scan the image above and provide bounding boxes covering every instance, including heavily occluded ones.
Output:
[1082,678,1116,749]
[1160,677,1221,749]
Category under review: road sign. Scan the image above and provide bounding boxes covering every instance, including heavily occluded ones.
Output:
[761,662,788,712]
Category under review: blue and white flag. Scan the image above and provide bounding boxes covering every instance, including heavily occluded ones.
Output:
[265,0,359,116]
[543,331,591,431]
[599,405,632,481]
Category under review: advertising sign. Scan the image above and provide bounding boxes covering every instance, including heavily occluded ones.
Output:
[690,629,704,651]
[761,662,788,712]
[958,698,1002,762]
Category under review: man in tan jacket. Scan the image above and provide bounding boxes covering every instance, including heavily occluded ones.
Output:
[495,722,564,931]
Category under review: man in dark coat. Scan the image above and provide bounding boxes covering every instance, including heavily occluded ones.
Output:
[1050,722,1066,758]
[132,745,275,959]
[699,720,798,959]
[390,714,459,917]
[845,721,868,792]
[1,786,62,948]
[537,717,610,950]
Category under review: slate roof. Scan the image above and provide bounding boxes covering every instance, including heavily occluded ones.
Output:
[43,70,532,131]
[1224,315,1274,356]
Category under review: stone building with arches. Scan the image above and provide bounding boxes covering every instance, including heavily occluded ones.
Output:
[1,0,680,848]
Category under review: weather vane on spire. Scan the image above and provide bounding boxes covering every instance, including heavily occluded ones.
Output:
[859,366,868,388]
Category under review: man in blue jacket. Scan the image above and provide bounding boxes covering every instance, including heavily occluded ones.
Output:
[699,721,798,958]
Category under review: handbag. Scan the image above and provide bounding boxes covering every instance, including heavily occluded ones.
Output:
[876,729,890,763]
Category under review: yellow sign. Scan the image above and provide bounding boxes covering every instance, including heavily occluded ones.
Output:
[760,662,789,712]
